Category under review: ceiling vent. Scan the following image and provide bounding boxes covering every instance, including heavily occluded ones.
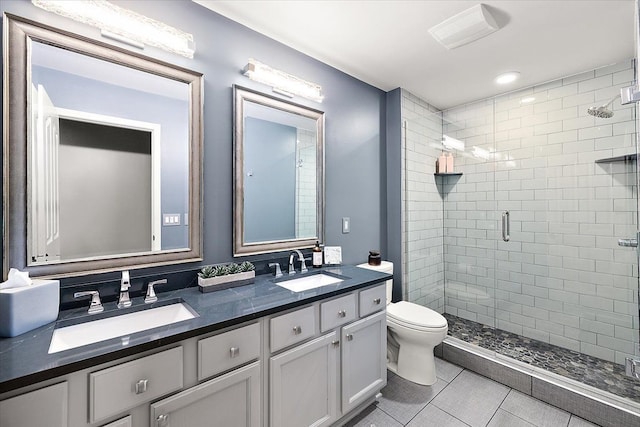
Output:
[429,4,499,50]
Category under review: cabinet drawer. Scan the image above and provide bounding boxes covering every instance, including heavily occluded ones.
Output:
[270,305,316,352]
[199,322,260,380]
[0,382,68,427]
[89,346,183,422]
[320,293,356,332]
[359,285,386,317]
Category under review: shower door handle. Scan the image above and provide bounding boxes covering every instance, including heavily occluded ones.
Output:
[618,238,638,247]
[501,211,510,242]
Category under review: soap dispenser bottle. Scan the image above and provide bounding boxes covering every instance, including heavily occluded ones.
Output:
[312,241,323,268]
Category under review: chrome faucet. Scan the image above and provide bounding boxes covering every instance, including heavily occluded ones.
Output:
[117,270,132,308]
[288,250,308,275]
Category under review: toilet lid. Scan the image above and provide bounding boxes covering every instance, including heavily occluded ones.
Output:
[387,301,447,328]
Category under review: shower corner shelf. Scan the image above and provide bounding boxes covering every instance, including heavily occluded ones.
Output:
[595,153,636,163]
[434,172,463,177]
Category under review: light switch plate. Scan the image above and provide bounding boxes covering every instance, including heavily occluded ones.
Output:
[342,217,350,234]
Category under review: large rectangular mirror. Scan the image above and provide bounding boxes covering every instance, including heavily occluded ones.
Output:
[233,86,324,256]
[3,14,203,279]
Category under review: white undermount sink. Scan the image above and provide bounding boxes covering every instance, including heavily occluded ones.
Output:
[275,273,345,293]
[48,301,197,354]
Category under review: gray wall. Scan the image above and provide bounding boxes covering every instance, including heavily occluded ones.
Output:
[0,0,387,282]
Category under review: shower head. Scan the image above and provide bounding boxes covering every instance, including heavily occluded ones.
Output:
[587,94,620,118]
[587,105,614,118]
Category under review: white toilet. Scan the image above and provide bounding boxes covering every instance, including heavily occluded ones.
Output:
[358,261,448,386]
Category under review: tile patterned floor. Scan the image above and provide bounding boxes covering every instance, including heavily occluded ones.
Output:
[444,314,640,403]
[345,358,600,427]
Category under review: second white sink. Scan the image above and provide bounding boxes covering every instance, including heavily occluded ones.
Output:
[48,301,197,354]
[275,273,344,293]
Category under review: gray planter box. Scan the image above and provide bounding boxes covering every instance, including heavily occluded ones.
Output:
[198,271,255,293]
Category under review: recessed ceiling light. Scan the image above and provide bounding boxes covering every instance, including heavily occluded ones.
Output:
[495,71,520,85]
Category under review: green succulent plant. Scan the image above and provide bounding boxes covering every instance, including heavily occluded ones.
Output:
[240,261,255,272]
[198,265,216,279]
[227,263,241,274]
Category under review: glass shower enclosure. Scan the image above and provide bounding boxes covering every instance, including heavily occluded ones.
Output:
[402,56,640,407]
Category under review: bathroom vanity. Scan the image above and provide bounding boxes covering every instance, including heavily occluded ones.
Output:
[0,266,389,427]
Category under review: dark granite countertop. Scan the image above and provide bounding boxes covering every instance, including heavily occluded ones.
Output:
[0,265,390,394]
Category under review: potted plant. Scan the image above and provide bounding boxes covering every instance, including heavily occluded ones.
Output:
[197,261,255,292]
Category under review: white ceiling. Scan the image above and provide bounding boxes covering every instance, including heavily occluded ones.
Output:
[194,0,635,110]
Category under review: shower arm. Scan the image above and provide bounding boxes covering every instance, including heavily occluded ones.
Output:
[601,94,621,108]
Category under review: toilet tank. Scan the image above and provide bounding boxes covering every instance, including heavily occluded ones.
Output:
[357,261,393,304]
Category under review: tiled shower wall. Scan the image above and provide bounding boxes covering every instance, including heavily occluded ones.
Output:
[403,60,640,365]
[401,91,445,311]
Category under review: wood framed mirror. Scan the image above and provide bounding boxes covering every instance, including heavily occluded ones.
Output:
[3,14,203,279]
[233,85,325,256]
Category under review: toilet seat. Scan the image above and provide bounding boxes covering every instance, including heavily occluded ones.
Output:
[387,301,447,330]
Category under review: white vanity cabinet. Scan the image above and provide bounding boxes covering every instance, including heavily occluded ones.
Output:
[268,284,387,426]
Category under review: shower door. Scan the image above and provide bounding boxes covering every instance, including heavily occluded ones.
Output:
[436,61,640,399]
[490,61,640,374]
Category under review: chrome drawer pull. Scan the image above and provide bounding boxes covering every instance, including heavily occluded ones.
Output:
[292,325,302,335]
[135,379,148,394]
[230,347,240,358]
[346,334,354,341]
[332,340,340,347]
[157,414,169,427]
[338,310,347,318]
[373,298,381,305]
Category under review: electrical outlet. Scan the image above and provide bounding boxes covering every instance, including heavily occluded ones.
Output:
[342,217,350,234]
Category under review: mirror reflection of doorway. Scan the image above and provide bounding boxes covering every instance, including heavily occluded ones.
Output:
[58,118,154,259]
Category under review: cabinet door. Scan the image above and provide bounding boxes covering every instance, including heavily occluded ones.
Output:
[341,311,387,413]
[150,361,260,427]
[0,381,67,427]
[270,332,338,427]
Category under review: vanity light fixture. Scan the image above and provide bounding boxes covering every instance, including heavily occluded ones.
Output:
[243,58,324,103]
[31,0,195,58]
[495,71,520,85]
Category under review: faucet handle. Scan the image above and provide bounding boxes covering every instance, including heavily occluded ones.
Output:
[145,279,167,304]
[269,262,283,278]
[74,290,104,314]
[299,256,308,274]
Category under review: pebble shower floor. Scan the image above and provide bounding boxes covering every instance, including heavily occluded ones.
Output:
[444,314,640,402]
